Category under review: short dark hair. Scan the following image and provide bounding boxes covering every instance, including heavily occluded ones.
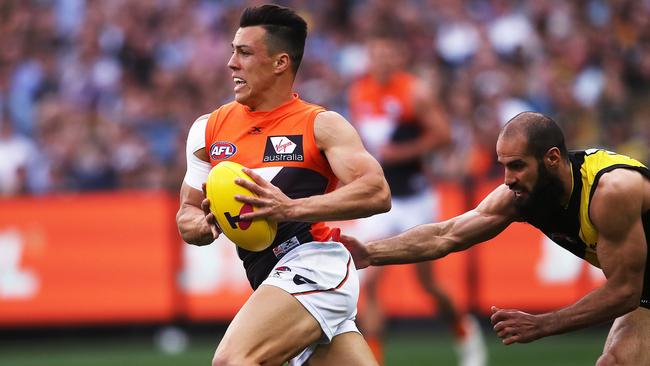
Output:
[502,112,569,160]
[239,4,307,74]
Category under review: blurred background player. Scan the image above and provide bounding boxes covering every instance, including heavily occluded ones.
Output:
[347,30,487,366]
[176,4,390,365]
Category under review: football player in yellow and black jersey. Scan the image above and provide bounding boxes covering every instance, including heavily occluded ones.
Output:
[342,112,650,365]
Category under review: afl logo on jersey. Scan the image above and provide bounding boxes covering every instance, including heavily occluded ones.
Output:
[210,141,237,160]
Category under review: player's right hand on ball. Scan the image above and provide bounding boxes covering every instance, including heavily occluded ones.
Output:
[340,234,370,269]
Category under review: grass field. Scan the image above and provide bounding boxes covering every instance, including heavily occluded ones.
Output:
[0,324,607,366]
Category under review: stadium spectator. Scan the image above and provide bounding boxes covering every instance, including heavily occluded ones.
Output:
[0,1,647,194]
[0,115,37,196]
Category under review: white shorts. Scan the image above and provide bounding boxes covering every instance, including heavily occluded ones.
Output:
[351,187,438,241]
[261,241,360,365]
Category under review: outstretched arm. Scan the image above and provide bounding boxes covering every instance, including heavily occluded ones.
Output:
[237,111,391,222]
[343,184,515,268]
[492,169,647,344]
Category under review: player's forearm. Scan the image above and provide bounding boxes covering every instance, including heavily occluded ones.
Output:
[290,175,390,222]
[538,282,639,337]
[176,206,215,245]
[366,222,456,265]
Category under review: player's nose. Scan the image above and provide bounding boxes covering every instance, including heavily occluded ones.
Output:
[504,172,517,187]
[227,53,239,70]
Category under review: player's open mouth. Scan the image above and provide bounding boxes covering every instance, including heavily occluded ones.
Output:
[234,77,247,92]
[513,190,527,198]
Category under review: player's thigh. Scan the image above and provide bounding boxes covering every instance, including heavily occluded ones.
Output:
[305,331,379,366]
[599,307,650,366]
[216,284,322,364]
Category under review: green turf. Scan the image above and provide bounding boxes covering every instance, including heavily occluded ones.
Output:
[0,328,606,366]
[385,329,604,366]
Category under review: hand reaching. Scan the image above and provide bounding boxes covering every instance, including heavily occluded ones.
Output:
[340,234,371,269]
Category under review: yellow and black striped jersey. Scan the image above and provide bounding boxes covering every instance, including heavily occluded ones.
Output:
[528,149,648,267]
[576,149,648,265]
[524,149,649,308]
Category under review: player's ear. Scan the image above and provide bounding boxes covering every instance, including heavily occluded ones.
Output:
[545,147,561,168]
[273,53,290,74]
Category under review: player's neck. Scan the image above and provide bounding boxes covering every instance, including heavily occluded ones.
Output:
[247,84,294,112]
[559,160,574,207]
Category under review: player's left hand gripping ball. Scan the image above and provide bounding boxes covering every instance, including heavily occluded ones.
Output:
[205,161,277,251]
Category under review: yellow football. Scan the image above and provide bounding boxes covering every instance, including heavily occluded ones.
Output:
[205,161,277,252]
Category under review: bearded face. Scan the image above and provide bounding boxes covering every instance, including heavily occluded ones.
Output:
[514,159,566,220]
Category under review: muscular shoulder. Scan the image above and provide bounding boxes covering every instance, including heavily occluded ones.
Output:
[590,169,645,233]
[314,110,343,124]
[593,169,645,207]
[314,111,357,149]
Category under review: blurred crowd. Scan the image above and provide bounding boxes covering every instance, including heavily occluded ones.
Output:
[0,0,648,196]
